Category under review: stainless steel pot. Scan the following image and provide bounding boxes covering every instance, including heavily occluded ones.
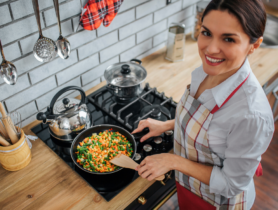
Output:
[104,59,147,99]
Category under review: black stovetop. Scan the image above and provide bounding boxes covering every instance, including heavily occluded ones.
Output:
[31,83,177,202]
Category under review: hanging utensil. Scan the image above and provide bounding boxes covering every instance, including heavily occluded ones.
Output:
[53,0,71,59]
[0,102,19,144]
[32,0,57,62]
[0,40,18,85]
[110,154,165,181]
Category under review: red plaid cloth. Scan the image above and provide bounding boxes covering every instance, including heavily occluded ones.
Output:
[80,0,124,31]
[103,0,124,27]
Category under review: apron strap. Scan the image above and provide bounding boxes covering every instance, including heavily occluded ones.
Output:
[211,73,250,114]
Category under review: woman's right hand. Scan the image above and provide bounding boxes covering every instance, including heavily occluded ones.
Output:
[132,118,174,142]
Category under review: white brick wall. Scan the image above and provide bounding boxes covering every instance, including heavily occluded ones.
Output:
[0,0,198,126]
[136,19,167,44]
[78,31,118,60]
[119,14,153,40]
[120,39,152,61]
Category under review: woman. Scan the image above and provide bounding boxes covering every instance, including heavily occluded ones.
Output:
[133,0,274,209]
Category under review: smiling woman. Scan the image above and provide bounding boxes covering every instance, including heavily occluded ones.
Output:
[132,0,274,210]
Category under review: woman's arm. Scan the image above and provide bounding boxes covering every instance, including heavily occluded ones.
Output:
[132,119,175,142]
[136,153,213,185]
[137,114,274,197]
[209,115,273,197]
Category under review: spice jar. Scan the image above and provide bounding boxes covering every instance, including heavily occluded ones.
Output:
[192,1,210,41]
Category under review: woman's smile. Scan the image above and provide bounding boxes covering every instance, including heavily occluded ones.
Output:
[205,55,225,66]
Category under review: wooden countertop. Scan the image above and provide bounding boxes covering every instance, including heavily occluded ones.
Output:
[1,34,278,209]
[265,4,278,17]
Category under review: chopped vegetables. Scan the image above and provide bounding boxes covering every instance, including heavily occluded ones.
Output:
[76,129,133,173]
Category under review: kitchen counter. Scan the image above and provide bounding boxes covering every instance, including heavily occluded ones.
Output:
[1,34,278,210]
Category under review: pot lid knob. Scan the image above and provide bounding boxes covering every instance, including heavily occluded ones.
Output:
[63,98,70,107]
[121,64,131,74]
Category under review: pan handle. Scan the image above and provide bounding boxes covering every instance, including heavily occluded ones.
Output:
[132,127,149,140]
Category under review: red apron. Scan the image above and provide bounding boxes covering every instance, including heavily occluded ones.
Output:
[174,73,262,209]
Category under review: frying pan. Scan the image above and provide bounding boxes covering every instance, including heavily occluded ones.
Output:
[70,124,148,175]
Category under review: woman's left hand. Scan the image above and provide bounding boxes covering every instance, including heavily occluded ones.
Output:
[135,153,175,181]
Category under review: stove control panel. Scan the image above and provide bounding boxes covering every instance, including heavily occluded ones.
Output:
[164,130,173,143]
[136,130,174,160]
[153,137,162,152]
[143,144,153,156]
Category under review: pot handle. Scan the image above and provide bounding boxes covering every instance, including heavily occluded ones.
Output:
[130,59,142,65]
[49,86,86,114]
[132,127,149,140]
[106,83,116,92]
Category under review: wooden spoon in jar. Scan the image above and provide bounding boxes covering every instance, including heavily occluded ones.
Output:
[0,121,8,139]
[0,102,18,144]
[110,154,165,181]
[0,133,10,146]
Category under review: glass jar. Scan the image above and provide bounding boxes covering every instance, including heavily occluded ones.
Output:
[192,1,210,41]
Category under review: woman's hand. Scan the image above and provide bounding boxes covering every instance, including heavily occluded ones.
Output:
[135,153,174,181]
[132,119,175,142]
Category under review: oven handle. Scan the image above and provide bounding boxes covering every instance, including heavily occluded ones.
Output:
[152,188,177,210]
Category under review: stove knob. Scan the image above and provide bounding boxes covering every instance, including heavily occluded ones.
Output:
[134,153,142,163]
[138,195,147,205]
[143,144,152,156]
[164,130,173,143]
[153,136,163,152]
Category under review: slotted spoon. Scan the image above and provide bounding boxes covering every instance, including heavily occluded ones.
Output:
[32,0,57,62]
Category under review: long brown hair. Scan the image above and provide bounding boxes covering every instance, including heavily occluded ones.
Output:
[201,0,266,43]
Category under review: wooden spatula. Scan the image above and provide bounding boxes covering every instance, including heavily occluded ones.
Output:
[0,135,11,146]
[0,102,19,144]
[0,121,8,139]
[110,154,165,181]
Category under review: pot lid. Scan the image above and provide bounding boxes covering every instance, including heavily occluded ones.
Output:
[53,98,80,115]
[104,59,147,87]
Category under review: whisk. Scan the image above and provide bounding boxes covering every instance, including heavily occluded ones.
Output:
[8,111,22,138]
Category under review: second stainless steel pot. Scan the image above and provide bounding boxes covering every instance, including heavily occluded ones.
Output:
[104,59,147,99]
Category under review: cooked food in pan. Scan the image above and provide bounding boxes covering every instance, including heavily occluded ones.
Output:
[76,129,133,172]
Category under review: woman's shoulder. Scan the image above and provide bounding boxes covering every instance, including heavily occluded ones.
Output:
[230,72,274,124]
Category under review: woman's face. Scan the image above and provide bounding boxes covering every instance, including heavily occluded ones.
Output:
[198,10,256,76]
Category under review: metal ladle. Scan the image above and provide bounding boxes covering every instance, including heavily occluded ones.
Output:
[0,40,18,85]
[53,0,71,59]
[32,0,57,62]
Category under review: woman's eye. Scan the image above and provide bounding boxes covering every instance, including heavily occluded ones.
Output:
[224,38,235,43]
[201,31,211,37]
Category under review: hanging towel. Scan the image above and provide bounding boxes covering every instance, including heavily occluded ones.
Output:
[80,0,107,31]
[80,0,124,31]
[103,0,124,27]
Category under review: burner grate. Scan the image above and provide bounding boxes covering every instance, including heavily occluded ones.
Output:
[88,83,177,130]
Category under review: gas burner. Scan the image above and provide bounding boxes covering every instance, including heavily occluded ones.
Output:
[113,96,137,105]
[140,105,171,121]
[50,135,72,156]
